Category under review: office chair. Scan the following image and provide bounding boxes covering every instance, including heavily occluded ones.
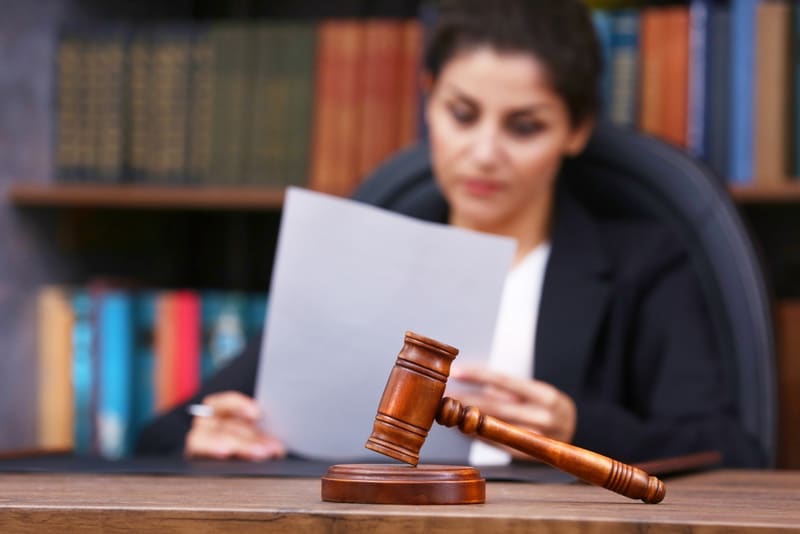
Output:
[352,121,777,467]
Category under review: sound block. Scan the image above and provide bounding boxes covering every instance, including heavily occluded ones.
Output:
[321,464,485,504]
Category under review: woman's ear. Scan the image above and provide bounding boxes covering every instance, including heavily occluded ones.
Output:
[565,117,595,156]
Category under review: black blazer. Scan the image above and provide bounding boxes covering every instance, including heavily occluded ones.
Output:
[136,183,766,467]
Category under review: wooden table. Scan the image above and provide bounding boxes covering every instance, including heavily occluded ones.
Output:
[0,469,798,532]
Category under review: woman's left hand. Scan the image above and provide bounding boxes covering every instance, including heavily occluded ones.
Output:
[450,366,577,448]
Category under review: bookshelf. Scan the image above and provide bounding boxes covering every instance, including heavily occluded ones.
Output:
[2,0,800,468]
[7,183,285,210]
[12,182,800,209]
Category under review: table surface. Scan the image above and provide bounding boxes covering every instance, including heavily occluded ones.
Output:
[1,469,798,533]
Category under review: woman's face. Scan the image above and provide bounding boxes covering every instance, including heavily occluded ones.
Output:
[426,47,592,234]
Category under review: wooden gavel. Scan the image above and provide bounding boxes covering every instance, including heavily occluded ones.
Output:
[365,331,666,504]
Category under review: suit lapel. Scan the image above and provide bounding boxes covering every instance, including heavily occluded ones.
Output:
[534,186,613,398]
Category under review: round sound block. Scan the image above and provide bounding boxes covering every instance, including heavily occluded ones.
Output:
[321,464,485,504]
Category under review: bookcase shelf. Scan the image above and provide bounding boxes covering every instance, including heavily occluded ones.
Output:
[729,182,800,203]
[9,182,800,210]
[7,183,286,210]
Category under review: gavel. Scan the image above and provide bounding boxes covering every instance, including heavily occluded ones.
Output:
[363,331,665,504]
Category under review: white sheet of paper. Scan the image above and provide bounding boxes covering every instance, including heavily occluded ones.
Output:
[255,187,515,462]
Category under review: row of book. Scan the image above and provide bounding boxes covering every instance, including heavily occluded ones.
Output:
[36,285,267,458]
[55,1,796,191]
[54,18,422,196]
[593,0,800,185]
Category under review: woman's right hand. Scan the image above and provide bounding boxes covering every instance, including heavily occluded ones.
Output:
[184,391,286,461]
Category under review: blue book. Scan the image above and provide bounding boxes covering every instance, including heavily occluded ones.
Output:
[71,290,94,455]
[608,9,640,127]
[96,291,134,458]
[728,0,757,184]
[131,291,157,443]
[688,0,711,158]
[202,291,246,376]
[592,9,614,120]
[244,293,269,340]
[704,0,731,179]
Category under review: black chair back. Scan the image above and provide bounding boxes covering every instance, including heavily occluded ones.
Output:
[352,122,777,466]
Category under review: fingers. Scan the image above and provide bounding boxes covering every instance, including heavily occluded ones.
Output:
[452,367,577,443]
[452,366,560,407]
[184,391,286,461]
[202,391,262,421]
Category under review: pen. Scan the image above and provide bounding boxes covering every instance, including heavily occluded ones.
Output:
[187,404,215,418]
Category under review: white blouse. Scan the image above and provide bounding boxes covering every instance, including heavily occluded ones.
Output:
[469,242,551,466]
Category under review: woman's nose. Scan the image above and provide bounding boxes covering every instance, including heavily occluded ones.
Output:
[469,126,502,168]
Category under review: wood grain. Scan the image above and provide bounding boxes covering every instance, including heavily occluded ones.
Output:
[0,470,797,533]
[7,183,286,210]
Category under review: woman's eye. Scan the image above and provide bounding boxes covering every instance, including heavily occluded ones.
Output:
[507,120,543,137]
[448,104,476,125]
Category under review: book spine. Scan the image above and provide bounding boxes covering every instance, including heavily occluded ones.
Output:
[36,286,75,451]
[71,290,94,455]
[754,0,791,186]
[398,20,422,147]
[97,291,134,459]
[704,2,731,179]
[728,0,758,184]
[55,33,85,182]
[357,20,403,180]
[172,290,201,405]
[132,291,157,442]
[688,0,710,157]
[609,9,640,128]
[592,9,614,121]
[284,23,317,188]
[661,6,690,148]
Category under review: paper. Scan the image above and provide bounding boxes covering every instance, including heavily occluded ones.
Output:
[255,187,515,462]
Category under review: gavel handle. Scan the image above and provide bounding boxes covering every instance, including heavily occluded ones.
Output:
[436,397,666,504]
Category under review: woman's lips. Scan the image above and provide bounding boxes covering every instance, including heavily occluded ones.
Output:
[462,178,504,197]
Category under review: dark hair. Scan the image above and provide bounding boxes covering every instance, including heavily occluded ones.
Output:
[424,0,602,127]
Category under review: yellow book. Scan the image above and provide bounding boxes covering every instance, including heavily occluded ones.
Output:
[36,286,75,451]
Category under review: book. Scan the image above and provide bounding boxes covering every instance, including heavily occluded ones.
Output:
[54,30,87,182]
[397,20,422,148]
[96,291,134,459]
[608,9,640,128]
[754,0,791,186]
[283,22,317,188]
[309,20,365,195]
[36,286,75,451]
[357,20,404,180]
[688,0,711,158]
[71,290,95,455]
[704,1,731,179]
[172,290,201,405]
[592,9,614,121]
[728,0,758,184]
[131,291,158,443]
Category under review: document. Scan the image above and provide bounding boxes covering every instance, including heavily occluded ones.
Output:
[255,187,515,462]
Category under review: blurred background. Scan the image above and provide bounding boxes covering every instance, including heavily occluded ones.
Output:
[0,0,798,467]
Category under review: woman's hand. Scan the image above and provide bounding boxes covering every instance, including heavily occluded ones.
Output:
[184,391,286,461]
[450,366,577,451]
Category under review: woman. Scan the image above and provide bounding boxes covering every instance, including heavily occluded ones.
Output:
[137,0,766,467]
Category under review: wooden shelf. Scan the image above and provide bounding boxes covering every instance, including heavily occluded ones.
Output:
[729,183,800,203]
[8,182,800,209]
[6,183,287,210]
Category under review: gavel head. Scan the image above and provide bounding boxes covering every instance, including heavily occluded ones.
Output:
[365,331,459,466]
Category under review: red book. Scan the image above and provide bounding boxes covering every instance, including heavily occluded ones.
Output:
[397,20,422,148]
[172,290,201,405]
[309,20,365,196]
[357,20,403,181]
